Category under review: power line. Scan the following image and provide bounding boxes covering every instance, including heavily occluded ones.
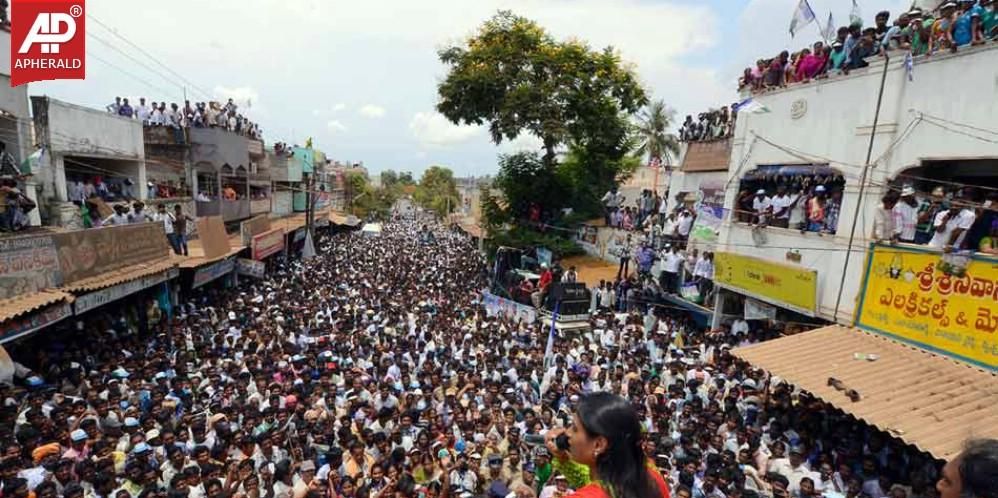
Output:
[89,52,179,99]
[86,31,187,99]
[86,13,215,100]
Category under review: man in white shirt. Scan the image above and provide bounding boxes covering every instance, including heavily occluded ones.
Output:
[770,185,792,228]
[153,203,177,253]
[731,318,750,336]
[135,98,152,124]
[892,186,920,243]
[660,245,683,294]
[928,204,976,250]
[601,187,625,225]
[752,189,772,226]
[677,210,694,239]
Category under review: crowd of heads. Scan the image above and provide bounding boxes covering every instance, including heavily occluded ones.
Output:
[876,182,997,252]
[107,97,262,140]
[735,175,846,235]
[0,212,991,498]
[601,188,697,246]
[739,2,998,93]
[679,107,736,143]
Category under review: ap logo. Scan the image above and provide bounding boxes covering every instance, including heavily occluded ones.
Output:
[10,0,86,87]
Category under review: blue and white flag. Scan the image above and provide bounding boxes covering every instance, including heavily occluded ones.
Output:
[790,0,817,37]
[734,97,770,114]
[904,51,914,82]
[821,12,836,42]
[543,301,559,371]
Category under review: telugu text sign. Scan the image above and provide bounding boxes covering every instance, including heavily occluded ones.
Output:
[52,223,171,284]
[713,251,818,315]
[856,244,998,371]
[252,228,285,260]
[0,234,63,299]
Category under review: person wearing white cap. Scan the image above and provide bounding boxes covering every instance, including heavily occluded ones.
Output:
[752,188,772,226]
[893,185,919,243]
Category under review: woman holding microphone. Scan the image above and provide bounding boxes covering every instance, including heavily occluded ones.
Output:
[544,392,671,498]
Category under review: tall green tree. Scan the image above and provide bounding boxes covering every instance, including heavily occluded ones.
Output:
[635,99,680,166]
[494,152,569,219]
[414,166,460,216]
[436,10,647,166]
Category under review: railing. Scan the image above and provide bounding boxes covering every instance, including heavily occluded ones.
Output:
[250,199,270,215]
[143,125,188,145]
[196,199,220,217]
[221,199,250,221]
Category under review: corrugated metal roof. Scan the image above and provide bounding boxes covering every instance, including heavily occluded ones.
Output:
[732,325,998,460]
[0,290,73,323]
[62,259,179,293]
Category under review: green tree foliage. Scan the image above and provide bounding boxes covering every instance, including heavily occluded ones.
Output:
[437,10,649,220]
[414,166,460,216]
[635,99,680,166]
[348,172,395,220]
[436,10,647,166]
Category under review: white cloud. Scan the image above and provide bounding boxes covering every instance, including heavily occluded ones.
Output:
[359,104,387,118]
[327,120,348,134]
[409,111,480,148]
[499,133,545,154]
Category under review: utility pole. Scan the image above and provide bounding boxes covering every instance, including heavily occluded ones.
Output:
[833,53,891,324]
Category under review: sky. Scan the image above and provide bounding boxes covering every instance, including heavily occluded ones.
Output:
[32,0,911,177]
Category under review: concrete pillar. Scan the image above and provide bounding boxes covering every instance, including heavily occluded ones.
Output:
[52,154,68,202]
[24,180,40,227]
[136,160,148,200]
[711,290,727,330]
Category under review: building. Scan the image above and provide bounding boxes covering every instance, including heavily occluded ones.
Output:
[31,96,147,229]
[189,127,254,223]
[0,24,37,226]
[711,45,998,329]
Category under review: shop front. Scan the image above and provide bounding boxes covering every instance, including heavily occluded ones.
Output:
[252,227,286,261]
[189,257,237,291]
[711,251,825,333]
[730,243,998,462]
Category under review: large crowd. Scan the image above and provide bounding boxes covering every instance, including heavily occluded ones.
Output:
[0,214,989,498]
[739,2,998,93]
[106,97,262,140]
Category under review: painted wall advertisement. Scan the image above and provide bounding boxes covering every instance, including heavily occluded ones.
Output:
[74,269,179,315]
[714,251,818,315]
[191,258,236,289]
[0,235,63,299]
[252,228,286,260]
[52,223,171,283]
[0,302,73,344]
[689,181,725,244]
[482,291,537,324]
[856,244,998,371]
[237,258,266,279]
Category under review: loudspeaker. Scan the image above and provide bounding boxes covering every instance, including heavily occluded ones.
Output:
[551,282,587,301]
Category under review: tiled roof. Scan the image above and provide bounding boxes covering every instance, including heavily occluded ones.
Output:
[732,325,998,460]
[0,290,74,323]
[61,258,179,293]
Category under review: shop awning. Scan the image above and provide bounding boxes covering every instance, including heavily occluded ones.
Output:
[659,293,713,327]
[62,259,179,293]
[732,325,998,460]
[0,290,74,323]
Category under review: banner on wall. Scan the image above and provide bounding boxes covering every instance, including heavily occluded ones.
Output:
[237,258,266,279]
[690,181,726,244]
[0,235,63,299]
[252,228,286,260]
[856,243,998,371]
[482,291,538,324]
[191,258,236,289]
[52,223,171,283]
[714,251,818,315]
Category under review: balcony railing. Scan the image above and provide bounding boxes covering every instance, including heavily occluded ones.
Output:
[221,199,250,221]
[250,199,270,215]
[143,125,188,146]
[196,199,220,217]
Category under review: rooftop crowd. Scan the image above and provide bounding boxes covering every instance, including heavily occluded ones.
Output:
[0,214,992,498]
[106,97,262,140]
[678,107,736,143]
[739,1,998,93]
[600,188,697,247]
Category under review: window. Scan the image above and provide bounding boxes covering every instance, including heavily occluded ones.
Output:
[735,164,846,234]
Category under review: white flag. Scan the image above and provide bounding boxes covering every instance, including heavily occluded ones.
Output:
[790,0,817,37]
[734,98,770,114]
[821,12,836,41]
[850,0,862,26]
